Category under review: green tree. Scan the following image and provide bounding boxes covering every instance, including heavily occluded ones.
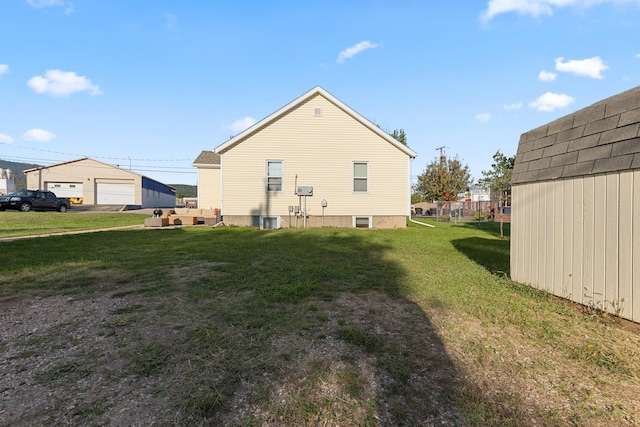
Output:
[411,192,424,204]
[477,150,515,239]
[414,154,471,208]
[390,129,407,146]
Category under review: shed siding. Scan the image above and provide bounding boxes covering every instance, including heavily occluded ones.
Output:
[634,172,640,321]
[220,94,409,219]
[619,172,633,318]
[512,169,640,322]
[593,176,607,312]
[582,176,595,307]
[562,179,572,297]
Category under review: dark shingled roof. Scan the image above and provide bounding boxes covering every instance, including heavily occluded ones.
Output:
[193,150,221,165]
[512,86,640,185]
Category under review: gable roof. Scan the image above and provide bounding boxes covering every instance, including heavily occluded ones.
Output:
[512,85,640,185]
[213,86,418,158]
[193,150,221,166]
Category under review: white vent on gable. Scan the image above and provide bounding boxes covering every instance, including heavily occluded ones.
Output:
[313,107,322,117]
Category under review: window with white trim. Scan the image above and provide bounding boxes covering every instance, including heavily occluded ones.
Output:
[266,160,283,192]
[353,162,368,192]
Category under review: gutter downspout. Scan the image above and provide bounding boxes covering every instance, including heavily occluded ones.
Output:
[409,216,435,228]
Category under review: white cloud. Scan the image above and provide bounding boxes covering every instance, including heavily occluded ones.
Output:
[538,70,557,81]
[0,133,15,144]
[504,102,523,110]
[481,0,640,22]
[27,0,64,6]
[0,64,8,75]
[636,53,640,58]
[23,129,56,142]
[223,117,256,133]
[27,69,102,96]
[337,40,380,63]
[475,113,491,122]
[27,0,74,14]
[482,0,553,22]
[529,92,574,111]
[555,56,608,79]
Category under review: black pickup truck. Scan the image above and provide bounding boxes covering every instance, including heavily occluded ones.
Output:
[0,190,71,212]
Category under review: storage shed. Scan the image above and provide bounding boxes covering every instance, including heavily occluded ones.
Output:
[511,86,640,323]
[24,157,176,208]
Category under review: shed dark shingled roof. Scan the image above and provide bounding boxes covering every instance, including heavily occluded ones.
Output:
[512,85,640,185]
[193,151,221,165]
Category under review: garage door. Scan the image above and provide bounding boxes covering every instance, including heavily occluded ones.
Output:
[46,182,83,198]
[96,182,135,205]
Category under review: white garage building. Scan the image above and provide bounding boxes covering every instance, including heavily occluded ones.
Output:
[24,157,176,208]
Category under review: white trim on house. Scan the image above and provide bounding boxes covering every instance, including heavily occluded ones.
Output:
[266,159,284,193]
[352,161,369,193]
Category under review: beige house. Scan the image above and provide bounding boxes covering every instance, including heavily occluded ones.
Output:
[511,86,640,323]
[194,86,417,229]
[25,157,176,208]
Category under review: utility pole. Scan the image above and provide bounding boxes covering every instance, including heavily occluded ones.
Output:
[435,146,446,163]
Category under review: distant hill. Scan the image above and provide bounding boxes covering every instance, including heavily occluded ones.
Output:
[170,184,197,198]
[0,159,42,190]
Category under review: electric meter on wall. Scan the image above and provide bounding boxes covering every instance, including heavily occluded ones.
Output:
[297,186,313,196]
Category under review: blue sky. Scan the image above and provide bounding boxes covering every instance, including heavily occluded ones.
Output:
[1,0,639,185]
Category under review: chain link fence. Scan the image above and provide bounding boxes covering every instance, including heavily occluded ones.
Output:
[412,201,510,223]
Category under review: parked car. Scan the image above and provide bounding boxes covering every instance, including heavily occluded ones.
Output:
[0,190,71,212]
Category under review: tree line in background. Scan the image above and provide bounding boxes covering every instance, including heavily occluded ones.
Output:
[0,159,39,190]
[412,144,515,239]
[386,130,515,219]
[413,150,515,204]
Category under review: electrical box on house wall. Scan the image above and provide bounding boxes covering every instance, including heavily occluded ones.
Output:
[297,186,313,196]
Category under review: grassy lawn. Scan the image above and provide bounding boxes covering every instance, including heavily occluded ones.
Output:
[0,211,147,238]
[1,220,638,426]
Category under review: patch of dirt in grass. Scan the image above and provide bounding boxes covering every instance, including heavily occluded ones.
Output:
[2,287,639,426]
[215,291,465,426]
[1,289,466,426]
[0,293,179,426]
[169,261,229,284]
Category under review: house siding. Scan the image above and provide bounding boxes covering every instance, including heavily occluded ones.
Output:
[219,93,410,226]
[197,167,221,210]
[511,169,640,322]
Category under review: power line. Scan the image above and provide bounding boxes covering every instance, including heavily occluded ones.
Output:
[0,141,195,162]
